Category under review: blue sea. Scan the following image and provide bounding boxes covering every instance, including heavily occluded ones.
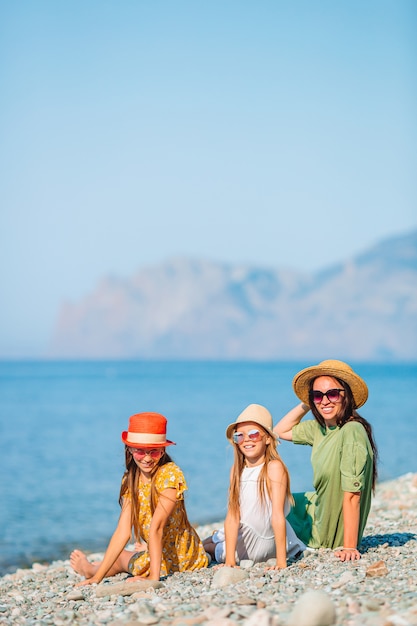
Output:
[0,360,416,576]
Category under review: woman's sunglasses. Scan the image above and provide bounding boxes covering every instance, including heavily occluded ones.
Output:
[232,429,263,444]
[310,388,344,404]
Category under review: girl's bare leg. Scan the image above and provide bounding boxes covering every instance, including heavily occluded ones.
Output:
[70,549,134,579]
[202,536,216,559]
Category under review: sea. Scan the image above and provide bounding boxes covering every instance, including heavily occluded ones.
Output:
[0,360,416,576]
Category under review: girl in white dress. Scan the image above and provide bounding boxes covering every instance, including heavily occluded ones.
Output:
[204,404,305,569]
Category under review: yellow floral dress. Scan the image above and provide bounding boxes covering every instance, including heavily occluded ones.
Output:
[126,462,208,577]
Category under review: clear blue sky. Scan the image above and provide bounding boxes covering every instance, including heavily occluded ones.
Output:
[1,0,416,357]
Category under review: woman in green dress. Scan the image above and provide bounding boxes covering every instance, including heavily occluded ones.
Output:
[274,360,378,562]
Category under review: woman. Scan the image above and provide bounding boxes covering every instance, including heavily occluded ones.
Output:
[274,360,378,562]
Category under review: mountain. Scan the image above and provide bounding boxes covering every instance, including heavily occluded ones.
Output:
[49,230,417,361]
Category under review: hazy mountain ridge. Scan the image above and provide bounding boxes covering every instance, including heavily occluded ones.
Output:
[49,230,417,361]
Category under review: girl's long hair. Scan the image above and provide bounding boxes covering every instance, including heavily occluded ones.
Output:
[309,377,378,491]
[228,427,293,518]
[119,448,192,542]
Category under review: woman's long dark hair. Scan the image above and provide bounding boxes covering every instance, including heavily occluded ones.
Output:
[119,448,192,542]
[309,377,378,491]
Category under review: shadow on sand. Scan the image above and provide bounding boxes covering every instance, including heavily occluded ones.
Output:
[361,532,416,551]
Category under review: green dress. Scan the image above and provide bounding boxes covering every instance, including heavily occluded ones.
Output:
[287,420,373,549]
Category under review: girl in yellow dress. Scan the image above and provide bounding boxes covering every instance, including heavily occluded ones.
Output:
[70,412,208,583]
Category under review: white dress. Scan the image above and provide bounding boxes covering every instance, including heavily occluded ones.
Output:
[213,464,306,563]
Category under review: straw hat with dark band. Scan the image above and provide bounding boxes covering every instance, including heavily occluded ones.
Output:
[226,404,278,441]
[292,359,368,409]
[121,412,175,448]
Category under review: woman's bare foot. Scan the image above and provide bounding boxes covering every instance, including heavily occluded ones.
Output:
[70,549,98,578]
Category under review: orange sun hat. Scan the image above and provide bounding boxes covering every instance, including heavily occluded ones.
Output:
[121,412,176,448]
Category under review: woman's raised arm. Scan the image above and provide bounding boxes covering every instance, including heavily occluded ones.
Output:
[273,403,310,441]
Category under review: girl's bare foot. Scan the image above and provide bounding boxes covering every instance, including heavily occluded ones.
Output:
[70,550,98,578]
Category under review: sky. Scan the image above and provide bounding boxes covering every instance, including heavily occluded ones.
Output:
[1,0,416,357]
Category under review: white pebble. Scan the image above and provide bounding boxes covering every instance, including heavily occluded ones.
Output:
[212,566,249,589]
[242,608,273,625]
[239,560,254,569]
[287,590,336,626]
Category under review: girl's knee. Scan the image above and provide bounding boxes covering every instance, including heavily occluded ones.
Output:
[202,538,215,556]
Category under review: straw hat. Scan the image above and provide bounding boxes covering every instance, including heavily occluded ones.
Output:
[226,404,277,441]
[121,412,175,448]
[292,360,368,408]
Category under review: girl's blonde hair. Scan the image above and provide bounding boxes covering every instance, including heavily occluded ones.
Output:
[228,426,293,517]
[119,449,192,542]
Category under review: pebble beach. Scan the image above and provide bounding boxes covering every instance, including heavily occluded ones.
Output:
[1,473,416,626]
